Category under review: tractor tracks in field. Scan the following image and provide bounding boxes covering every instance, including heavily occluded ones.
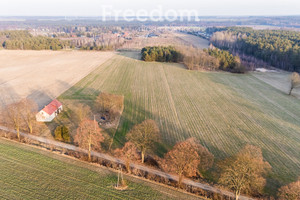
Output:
[159,64,184,138]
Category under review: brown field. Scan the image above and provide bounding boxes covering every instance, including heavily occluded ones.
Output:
[0,50,114,108]
[172,32,210,48]
[122,32,209,49]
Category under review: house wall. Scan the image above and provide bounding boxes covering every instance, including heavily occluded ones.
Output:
[36,110,56,122]
[36,104,63,122]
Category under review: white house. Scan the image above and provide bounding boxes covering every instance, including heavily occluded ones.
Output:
[36,99,63,122]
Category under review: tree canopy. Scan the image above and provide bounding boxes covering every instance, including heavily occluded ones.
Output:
[210,27,300,72]
[141,46,181,62]
[277,177,300,200]
[205,48,245,73]
[126,119,160,163]
[0,30,68,50]
[95,93,124,121]
[160,138,213,187]
[289,72,300,95]
[54,125,70,143]
[74,119,104,161]
[218,145,271,200]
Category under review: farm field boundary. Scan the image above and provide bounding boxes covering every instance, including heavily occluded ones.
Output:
[0,126,252,200]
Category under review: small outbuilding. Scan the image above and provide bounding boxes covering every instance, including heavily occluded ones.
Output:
[36,99,63,122]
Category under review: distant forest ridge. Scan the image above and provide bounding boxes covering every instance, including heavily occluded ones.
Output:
[0,30,123,51]
[209,27,300,72]
[0,30,68,50]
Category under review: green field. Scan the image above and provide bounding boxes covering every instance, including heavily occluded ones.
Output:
[60,51,300,192]
[0,138,202,200]
[252,70,300,99]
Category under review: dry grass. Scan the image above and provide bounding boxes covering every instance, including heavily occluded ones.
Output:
[121,32,209,50]
[252,71,300,98]
[172,32,210,49]
[0,50,114,109]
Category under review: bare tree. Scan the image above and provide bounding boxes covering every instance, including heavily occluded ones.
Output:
[289,72,300,95]
[160,138,200,187]
[95,92,124,121]
[186,138,214,173]
[278,177,300,200]
[126,119,160,163]
[178,45,219,71]
[219,145,271,200]
[74,103,91,123]
[114,142,140,173]
[5,101,23,140]
[74,118,104,161]
[20,98,38,134]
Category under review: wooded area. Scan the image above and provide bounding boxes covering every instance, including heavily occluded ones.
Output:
[0,30,68,50]
[210,27,300,72]
[141,45,245,73]
[141,46,181,62]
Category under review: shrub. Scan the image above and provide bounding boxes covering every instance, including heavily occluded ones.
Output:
[54,125,70,142]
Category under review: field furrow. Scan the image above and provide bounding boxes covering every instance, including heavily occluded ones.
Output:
[59,51,300,190]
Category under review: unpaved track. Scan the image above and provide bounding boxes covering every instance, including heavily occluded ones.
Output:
[0,138,203,200]
[0,125,253,200]
[0,50,114,108]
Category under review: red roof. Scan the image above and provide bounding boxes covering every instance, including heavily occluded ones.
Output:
[42,99,62,115]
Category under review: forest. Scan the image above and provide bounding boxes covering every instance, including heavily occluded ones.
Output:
[0,30,69,50]
[210,27,300,72]
[205,48,245,73]
[141,46,182,62]
[141,45,245,73]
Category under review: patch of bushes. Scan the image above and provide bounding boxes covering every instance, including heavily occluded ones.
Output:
[54,125,70,142]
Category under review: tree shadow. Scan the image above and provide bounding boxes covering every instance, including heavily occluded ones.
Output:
[110,97,226,160]
[0,79,21,107]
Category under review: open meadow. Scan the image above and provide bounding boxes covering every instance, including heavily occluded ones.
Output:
[122,32,209,50]
[60,51,300,193]
[252,71,300,99]
[0,50,114,109]
[0,138,202,200]
[172,33,210,48]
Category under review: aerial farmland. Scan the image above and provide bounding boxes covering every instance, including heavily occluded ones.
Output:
[0,10,300,200]
[0,50,114,108]
[60,51,300,192]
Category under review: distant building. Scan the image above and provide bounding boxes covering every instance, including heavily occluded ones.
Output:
[36,99,63,122]
[147,33,159,38]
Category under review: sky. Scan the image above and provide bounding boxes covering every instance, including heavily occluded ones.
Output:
[1,0,300,16]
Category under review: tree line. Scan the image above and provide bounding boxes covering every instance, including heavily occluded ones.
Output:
[0,98,43,140]
[1,95,299,200]
[58,116,300,200]
[1,30,69,50]
[210,27,300,72]
[141,45,246,73]
[0,30,120,51]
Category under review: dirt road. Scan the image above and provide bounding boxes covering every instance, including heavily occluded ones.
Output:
[0,125,253,200]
